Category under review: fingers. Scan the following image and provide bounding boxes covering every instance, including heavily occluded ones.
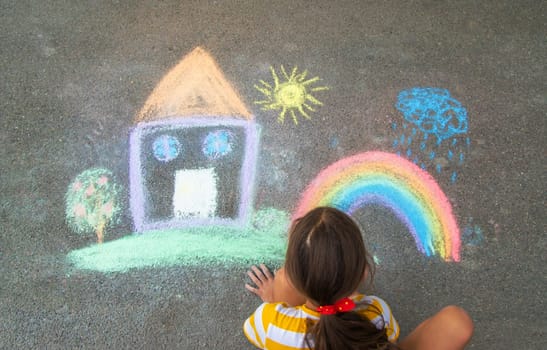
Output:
[260,264,274,279]
[248,264,273,284]
[245,283,258,294]
[251,265,267,282]
[245,264,276,302]
[246,264,273,291]
[247,269,263,287]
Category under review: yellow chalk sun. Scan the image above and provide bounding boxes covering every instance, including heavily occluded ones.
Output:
[255,66,328,125]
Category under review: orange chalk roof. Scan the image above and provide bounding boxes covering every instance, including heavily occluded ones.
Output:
[135,46,252,122]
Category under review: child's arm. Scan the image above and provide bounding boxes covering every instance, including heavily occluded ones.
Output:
[245,265,306,306]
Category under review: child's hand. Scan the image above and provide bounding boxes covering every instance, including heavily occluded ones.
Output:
[245,264,275,303]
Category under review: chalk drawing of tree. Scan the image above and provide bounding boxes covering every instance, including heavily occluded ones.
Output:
[66,168,122,243]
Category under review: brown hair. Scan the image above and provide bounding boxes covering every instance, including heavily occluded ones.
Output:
[285,207,395,350]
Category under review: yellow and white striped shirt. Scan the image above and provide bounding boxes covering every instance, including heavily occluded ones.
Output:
[243,294,400,349]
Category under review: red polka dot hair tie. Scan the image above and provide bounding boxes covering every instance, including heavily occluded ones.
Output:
[316,297,356,315]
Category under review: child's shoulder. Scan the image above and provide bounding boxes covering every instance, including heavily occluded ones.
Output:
[353,293,388,303]
[352,293,400,341]
[264,302,318,319]
[254,301,300,317]
[353,294,393,313]
[253,302,316,333]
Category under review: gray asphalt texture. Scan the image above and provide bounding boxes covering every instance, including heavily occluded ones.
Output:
[1,1,545,349]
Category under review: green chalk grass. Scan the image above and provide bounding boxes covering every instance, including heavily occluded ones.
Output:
[67,208,289,273]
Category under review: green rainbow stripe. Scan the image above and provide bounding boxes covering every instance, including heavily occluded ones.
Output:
[293,151,461,261]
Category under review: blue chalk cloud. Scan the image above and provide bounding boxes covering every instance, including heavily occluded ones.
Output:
[396,87,468,143]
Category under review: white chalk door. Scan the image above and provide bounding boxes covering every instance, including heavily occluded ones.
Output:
[173,168,218,219]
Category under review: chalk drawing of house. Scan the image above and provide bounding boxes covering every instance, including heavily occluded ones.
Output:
[129,47,259,232]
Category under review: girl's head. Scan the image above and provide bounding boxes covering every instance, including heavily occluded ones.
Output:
[285,207,391,350]
[285,206,371,305]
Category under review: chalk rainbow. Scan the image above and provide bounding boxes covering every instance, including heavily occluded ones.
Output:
[293,151,461,262]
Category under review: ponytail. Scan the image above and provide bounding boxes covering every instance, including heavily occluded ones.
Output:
[305,304,395,350]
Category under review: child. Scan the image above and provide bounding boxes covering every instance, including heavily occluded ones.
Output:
[243,207,473,350]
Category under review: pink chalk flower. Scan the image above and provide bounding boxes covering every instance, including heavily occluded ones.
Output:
[97,176,109,186]
[74,203,86,218]
[85,184,95,197]
[72,181,83,191]
[101,201,113,216]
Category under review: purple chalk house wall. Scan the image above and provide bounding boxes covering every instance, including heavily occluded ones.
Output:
[129,116,260,232]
